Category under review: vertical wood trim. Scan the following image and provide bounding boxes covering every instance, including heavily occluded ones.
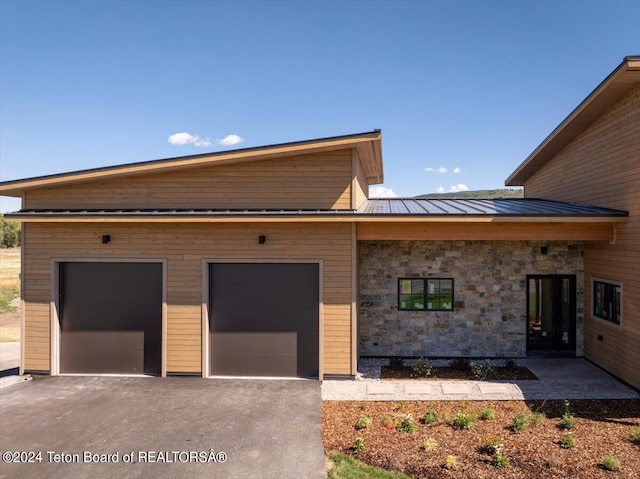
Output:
[351,222,357,376]
[318,259,324,381]
[201,260,210,378]
[19,225,25,375]
[351,149,357,210]
[161,259,167,378]
[50,259,60,375]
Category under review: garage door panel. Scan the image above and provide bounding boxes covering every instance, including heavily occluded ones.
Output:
[60,262,162,375]
[210,263,319,378]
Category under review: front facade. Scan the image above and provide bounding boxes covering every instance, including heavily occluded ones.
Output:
[1,58,637,386]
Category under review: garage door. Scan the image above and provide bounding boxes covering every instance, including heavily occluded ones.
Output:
[59,262,162,375]
[209,263,319,378]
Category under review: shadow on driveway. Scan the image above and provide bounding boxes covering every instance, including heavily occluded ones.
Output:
[0,376,326,479]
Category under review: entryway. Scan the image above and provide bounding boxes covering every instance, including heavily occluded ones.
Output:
[526,275,576,356]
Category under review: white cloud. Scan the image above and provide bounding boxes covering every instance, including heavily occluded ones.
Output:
[449,183,469,192]
[168,132,212,147]
[436,186,445,193]
[424,166,448,173]
[369,186,398,198]
[453,167,461,174]
[216,134,244,146]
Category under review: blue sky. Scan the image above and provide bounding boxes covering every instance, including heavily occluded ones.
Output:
[1,0,639,212]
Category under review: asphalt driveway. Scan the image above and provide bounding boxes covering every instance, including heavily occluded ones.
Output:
[0,376,326,479]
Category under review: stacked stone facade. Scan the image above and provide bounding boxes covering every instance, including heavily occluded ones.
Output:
[358,240,584,358]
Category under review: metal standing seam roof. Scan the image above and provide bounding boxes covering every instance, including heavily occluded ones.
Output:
[355,198,628,217]
[5,199,628,218]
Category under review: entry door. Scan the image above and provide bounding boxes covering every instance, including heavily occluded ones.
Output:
[526,275,576,354]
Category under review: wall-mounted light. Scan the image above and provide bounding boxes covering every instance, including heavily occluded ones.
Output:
[102,235,111,244]
[258,235,266,245]
[540,246,548,255]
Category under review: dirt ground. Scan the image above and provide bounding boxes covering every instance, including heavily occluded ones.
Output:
[323,399,640,479]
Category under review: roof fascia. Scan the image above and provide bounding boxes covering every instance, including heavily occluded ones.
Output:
[505,56,640,186]
[0,130,383,196]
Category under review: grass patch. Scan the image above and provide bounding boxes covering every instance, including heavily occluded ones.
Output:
[0,285,19,314]
[327,451,413,479]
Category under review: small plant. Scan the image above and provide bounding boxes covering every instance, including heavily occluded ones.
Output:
[529,411,547,426]
[382,415,398,429]
[422,437,438,452]
[559,431,575,449]
[451,412,475,430]
[445,455,457,470]
[422,408,439,424]
[353,436,365,454]
[492,448,511,468]
[600,455,620,471]
[558,400,576,430]
[394,401,405,412]
[355,414,372,430]
[471,360,495,380]
[410,357,432,378]
[480,408,495,420]
[512,413,529,433]
[480,435,503,455]
[398,413,418,433]
[631,425,640,445]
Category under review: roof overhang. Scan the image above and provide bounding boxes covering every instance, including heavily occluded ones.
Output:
[506,56,640,186]
[0,130,383,197]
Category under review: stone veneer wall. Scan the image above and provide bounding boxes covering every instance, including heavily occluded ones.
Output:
[358,240,584,358]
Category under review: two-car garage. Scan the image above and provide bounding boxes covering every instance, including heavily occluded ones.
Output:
[56,261,320,379]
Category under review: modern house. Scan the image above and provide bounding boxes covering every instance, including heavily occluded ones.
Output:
[0,57,637,388]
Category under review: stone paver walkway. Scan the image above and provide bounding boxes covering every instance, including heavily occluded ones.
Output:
[322,358,639,401]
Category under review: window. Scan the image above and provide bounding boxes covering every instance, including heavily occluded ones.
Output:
[593,280,621,325]
[398,278,453,311]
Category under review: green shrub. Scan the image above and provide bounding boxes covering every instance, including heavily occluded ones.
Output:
[470,361,495,380]
[353,437,365,454]
[480,408,495,420]
[529,411,547,426]
[558,400,576,430]
[630,425,640,444]
[410,357,432,378]
[480,435,503,455]
[0,216,21,248]
[600,455,620,471]
[492,450,511,468]
[559,431,575,449]
[422,408,439,424]
[397,413,417,433]
[512,413,528,433]
[451,412,475,430]
[355,414,372,430]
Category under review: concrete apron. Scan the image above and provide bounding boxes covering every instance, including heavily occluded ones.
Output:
[321,358,640,401]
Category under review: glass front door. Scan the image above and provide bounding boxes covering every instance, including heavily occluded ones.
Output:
[527,275,576,354]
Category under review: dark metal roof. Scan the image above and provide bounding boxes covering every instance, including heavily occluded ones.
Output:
[5,199,628,219]
[356,199,628,217]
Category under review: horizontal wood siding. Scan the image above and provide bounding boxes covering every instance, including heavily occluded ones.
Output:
[22,222,354,375]
[525,84,640,389]
[25,150,354,211]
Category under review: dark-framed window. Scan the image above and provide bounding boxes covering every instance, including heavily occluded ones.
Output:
[593,280,621,325]
[398,278,453,311]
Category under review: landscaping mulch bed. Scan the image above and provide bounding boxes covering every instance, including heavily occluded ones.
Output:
[381,365,538,381]
[322,399,640,478]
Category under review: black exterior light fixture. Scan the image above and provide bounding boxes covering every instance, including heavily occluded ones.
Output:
[101,235,111,244]
[258,235,266,245]
[540,246,548,255]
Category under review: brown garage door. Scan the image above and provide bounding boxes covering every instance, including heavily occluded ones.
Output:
[209,263,319,378]
[59,262,162,375]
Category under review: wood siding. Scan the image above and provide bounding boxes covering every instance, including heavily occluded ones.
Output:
[22,222,354,375]
[525,84,640,389]
[24,150,354,210]
[353,150,369,209]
